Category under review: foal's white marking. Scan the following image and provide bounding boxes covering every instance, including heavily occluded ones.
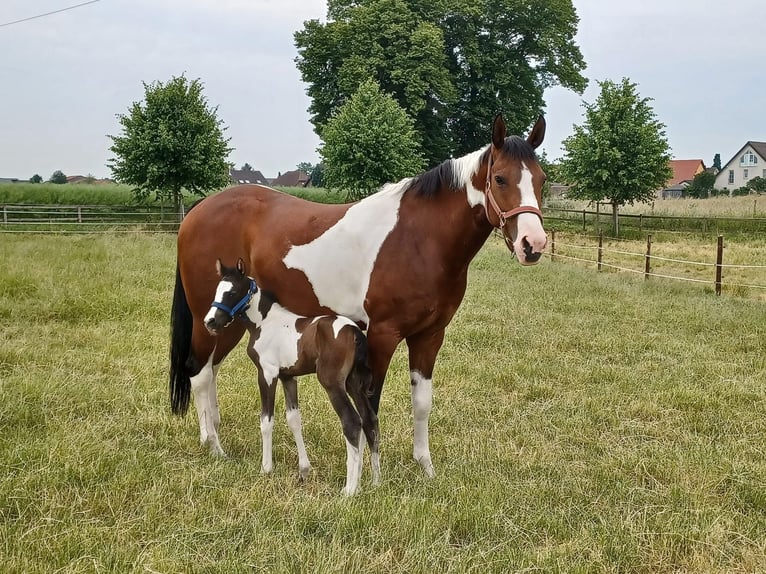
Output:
[332,316,355,338]
[249,305,302,385]
[203,280,234,325]
[285,406,311,479]
[190,352,225,457]
[410,370,435,477]
[283,180,408,323]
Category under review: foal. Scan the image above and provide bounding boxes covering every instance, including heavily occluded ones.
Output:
[204,258,379,495]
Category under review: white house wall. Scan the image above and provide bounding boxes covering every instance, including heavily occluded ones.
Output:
[715,145,766,190]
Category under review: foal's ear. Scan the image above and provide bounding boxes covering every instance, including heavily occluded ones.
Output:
[526,115,546,149]
[492,114,507,149]
[236,257,246,275]
[215,258,223,277]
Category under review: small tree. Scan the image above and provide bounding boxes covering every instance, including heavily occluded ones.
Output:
[108,75,232,217]
[747,176,766,193]
[685,170,716,199]
[49,170,67,184]
[558,78,672,235]
[29,174,43,184]
[713,153,722,171]
[320,79,424,200]
[240,163,254,171]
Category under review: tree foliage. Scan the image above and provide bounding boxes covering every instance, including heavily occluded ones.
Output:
[29,174,43,184]
[108,75,232,214]
[49,170,67,184]
[320,79,424,201]
[295,0,586,165]
[685,170,716,199]
[746,176,766,193]
[558,78,672,235]
[712,153,722,171]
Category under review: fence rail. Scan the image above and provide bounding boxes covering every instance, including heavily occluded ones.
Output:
[0,204,181,232]
[548,229,766,298]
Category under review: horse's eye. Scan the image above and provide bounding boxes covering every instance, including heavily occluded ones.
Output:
[494,175,506,186]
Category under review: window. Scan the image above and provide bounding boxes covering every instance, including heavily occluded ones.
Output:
[728,170,735,184]
[744,169,749,179]
[740,150,758,166]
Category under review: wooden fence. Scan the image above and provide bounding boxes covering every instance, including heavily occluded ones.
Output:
[0,204,180,232]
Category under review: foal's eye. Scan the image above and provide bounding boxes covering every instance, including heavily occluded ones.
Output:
[494,175,506,186]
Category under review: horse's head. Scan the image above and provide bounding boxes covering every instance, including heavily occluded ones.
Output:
[483,114,548,265]
[204,258,258,335]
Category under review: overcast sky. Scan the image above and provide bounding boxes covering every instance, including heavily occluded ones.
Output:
[1,0,764,180]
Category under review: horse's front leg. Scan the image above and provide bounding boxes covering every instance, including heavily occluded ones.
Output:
[256,369,279,474]
[280,376,311,480]
[406,329,446,478]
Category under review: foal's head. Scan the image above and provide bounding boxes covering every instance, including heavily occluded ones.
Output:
[482,114,548,265]
[204,258,258,335]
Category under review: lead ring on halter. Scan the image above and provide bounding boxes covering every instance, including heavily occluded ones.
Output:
[484,150,544,229]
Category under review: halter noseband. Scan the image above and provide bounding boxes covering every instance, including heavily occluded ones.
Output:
[484,150,544,229]
[211,279,257,320]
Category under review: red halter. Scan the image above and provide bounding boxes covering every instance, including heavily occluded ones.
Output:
[484,150,544,229]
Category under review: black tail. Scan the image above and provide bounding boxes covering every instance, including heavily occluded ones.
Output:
[169,263,193,415]
[349,327,372,397]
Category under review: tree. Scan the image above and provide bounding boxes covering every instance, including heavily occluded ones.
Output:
[29,174,43,184]
[685,170,716,199]
[558,78,672,236]
[310,163,325,187]
[240,163,253,171]
[746,176,766,193]
[108,75,232,217]
[713,153,722,171]
[49,170,67,184]
[295,0,586,165]
[320,79,424,200]
[296,162,315,177]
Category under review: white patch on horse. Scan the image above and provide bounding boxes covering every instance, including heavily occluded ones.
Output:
[332,316,355,338]
[204,280,234,324]
[451,146,488,208]
[283,181,407,323]
[248,304,301,384]
[514,161,547,257]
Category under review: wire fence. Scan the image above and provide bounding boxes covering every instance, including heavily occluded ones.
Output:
[548,229,766,298]
[0,204,180,233]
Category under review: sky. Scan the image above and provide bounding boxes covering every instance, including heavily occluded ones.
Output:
[1,0,765,180]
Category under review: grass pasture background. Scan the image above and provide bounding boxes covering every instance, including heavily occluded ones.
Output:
[1,232,765,572]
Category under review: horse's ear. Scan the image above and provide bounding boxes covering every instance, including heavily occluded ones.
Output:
[526,115,546,149]
[215,258,222,277]
[237,257,246,275]
[492,114,507,148]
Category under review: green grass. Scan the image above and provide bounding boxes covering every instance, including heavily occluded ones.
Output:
[1,233,765,572]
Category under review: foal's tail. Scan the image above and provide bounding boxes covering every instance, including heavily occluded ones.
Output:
[169,262,193,416]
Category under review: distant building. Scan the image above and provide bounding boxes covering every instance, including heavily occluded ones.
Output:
[229,168,269,186]
[272,170,311,188]
[714,141,766,191]
[660,159,706,199]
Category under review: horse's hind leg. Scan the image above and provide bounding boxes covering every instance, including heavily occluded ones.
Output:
[320,376,364,496]
[280,376,311,480]
[190,353,225,457]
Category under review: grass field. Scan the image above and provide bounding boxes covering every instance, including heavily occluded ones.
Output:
[1,233,765,572]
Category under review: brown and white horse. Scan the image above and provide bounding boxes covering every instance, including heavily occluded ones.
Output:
[170,114,548,477]
[205,258,379,495]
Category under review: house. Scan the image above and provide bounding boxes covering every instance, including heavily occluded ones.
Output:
[660,159,706,199]
[0,177,21,184]
[229,168,269,186]
[714,141,766,191]
[271,169,311,187]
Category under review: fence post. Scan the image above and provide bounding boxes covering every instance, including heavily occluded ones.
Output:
[77,206,82,224]
[597,230,603,271]
[715,235,724,296]
[639,214,643,233]
[2,205,6,225]
[644,234,652,280]
[550,230,556,262]
[582,209,586,232]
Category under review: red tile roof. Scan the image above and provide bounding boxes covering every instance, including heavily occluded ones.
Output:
[668,160,705,186]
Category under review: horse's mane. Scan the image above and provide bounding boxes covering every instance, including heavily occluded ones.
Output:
[406,136,537,198]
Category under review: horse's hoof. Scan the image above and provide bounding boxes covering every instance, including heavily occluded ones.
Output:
[209,444,227,458]
[298,465,312,481]
[416,456,435,478]
[341,485,359,497]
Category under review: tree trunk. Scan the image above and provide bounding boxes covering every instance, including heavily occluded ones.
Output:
[173,189,183,222]
[612,200,620,236]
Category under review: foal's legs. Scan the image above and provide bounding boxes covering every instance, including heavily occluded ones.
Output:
[255,370,279,474]
[406,329,446,478]
[280,376,311,480]
[346,374,380,486]
[190,352,225,457]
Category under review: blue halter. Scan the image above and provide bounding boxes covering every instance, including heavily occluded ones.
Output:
[211,279,257,319]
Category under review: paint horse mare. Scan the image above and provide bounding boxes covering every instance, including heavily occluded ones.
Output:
[205,258,379,495]
[170,114,548,477]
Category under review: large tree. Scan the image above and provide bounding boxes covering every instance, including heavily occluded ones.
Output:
[320,79,424,200]
[108,75,232,217]
[558,78,672,236]
[295,0,586,165]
